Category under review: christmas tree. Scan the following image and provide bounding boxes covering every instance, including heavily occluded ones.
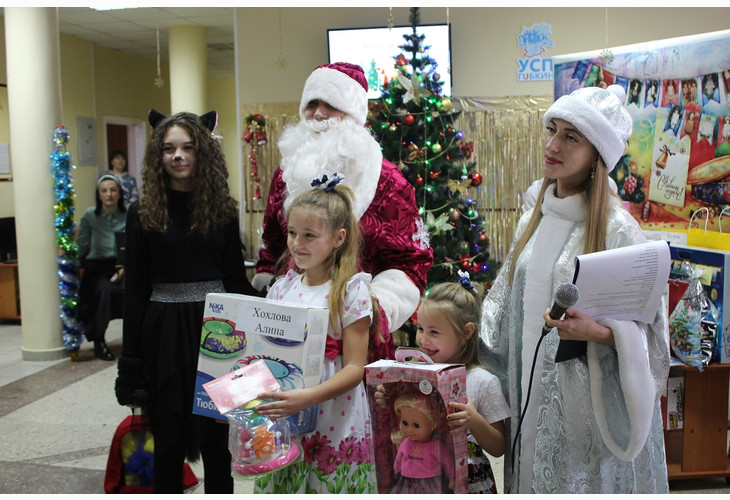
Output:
[368,8,499,293]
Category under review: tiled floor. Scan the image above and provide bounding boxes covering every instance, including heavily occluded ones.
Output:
[0,319,256,495]
[0,318,728,495]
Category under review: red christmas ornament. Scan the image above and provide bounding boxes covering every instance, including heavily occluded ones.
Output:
[416,175,424,185]
[403,114,415,126]
[460,255,471,269]
[624,174,637,194]
[470,172,483,187]
[459,140,474,159]
[430,171,440,179]
[252,185,262,201]
[256,129,267,145]
[396,54,408,67]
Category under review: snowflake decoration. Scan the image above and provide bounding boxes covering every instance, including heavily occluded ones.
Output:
[599,49,615,67]
[412,216,431,249]
[154,76,165,88]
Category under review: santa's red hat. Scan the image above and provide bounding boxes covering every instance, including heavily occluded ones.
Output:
[299,62,369,125]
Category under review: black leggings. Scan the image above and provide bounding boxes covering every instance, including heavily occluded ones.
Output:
[152,414,233,494]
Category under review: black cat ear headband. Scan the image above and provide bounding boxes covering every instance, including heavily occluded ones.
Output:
[147,109,218,133]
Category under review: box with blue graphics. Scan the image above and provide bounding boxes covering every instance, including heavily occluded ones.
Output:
[193,293,328,434]
[669,243,730,364]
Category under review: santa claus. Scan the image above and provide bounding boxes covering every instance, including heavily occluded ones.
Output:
[253,62,433,362]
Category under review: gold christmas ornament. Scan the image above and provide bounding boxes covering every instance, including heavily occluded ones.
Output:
[439,97,453,112]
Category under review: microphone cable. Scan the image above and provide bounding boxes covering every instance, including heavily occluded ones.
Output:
[505,282,578,493]
[506,328,547,494]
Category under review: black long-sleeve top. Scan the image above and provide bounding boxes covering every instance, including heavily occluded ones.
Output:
[122,190,256,357]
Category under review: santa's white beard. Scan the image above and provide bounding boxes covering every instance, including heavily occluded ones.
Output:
[279,115,382,220]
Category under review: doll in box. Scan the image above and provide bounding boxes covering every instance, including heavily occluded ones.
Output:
[389,392,454,494]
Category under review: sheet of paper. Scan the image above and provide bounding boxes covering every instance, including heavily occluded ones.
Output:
[571,240,671,323]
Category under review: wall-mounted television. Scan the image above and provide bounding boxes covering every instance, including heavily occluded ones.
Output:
[327,23,452,99]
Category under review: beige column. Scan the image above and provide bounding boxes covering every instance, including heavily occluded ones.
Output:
[168,25,207,114]
[5,7,66,360]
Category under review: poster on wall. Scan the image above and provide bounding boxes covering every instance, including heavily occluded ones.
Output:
[553,29,730,234]
[76,117,97,166]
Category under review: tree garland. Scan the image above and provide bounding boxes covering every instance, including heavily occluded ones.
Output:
[51,125,83,357]
[243,113,267,201]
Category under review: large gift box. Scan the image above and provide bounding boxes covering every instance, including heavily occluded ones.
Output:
[193,293,328,433]
[669,243,730,364]
[365,348,468,494]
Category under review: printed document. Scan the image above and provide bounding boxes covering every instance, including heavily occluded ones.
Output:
[571,240,670,323]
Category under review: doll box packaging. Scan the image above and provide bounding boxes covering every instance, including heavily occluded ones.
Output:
[193,293,328,433]
[364,348,468,494]
[669,243,730,364]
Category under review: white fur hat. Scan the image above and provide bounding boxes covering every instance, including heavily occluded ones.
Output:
[299,62,369,125]
[543,84,633,172]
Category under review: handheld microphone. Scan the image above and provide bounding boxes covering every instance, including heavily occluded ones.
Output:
[542,283,579,335]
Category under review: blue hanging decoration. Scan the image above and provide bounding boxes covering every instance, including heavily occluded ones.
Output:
[50,125,83,357]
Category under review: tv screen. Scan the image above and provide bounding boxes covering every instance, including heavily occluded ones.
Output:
[327,24,452,99]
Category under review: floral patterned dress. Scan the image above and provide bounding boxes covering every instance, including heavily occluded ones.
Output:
[254,270,377,494]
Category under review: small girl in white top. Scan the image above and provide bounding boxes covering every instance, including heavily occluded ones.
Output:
[377,271,510,493]
[254,174,377,494]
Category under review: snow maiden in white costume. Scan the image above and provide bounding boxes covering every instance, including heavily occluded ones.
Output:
[479,85,670,494]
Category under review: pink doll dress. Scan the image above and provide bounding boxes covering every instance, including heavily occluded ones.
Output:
[389,436,454,494]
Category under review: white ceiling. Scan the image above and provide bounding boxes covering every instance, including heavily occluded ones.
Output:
[4,7,236,80]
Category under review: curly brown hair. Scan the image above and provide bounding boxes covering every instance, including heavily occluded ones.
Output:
[138,112,238,236]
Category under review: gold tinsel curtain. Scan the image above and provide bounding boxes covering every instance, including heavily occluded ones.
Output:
[240,95,553,265]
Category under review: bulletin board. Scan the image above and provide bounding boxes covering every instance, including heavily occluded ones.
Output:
[553,29,730,234]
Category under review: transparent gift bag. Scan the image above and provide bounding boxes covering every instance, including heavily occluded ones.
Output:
[669,262,720,371]
[226,398,300,476]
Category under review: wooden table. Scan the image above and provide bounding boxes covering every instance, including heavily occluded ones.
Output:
[0,261,20,320]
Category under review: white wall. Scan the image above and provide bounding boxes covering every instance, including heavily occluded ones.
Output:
[236,7,730,103]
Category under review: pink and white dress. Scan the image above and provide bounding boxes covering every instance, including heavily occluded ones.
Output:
[254,270,377,494]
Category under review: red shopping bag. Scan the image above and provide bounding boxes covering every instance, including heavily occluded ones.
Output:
[104,412,198,493]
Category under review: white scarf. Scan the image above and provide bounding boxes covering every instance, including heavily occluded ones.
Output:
[518,185,586,492]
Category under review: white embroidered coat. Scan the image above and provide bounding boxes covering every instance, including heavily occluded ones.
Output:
[479,185,670,494]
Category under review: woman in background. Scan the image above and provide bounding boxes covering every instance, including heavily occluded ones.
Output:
[108,149,139,207]
[77,173,126,361]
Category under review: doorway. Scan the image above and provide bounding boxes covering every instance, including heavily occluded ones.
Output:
[103,116,146,193]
